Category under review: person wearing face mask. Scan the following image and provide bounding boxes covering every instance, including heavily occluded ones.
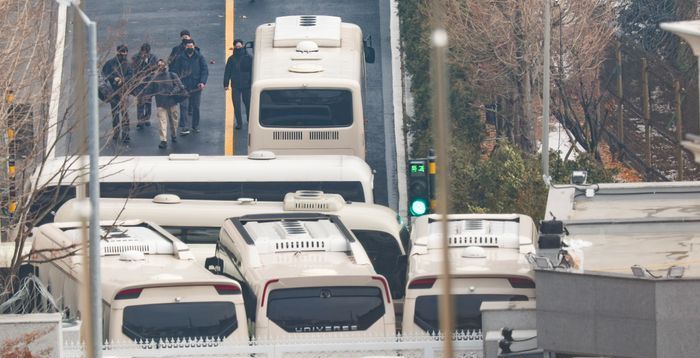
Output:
[144,59,187,149]
[101,44,133,143]
[170,39,208,135]
[131,43,158,129]
[169,29,200,64]
[223,39,253,130]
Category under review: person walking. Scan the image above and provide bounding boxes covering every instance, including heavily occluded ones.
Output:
[170,39,208,135]
[145,59,186,149]
[101,44,133,143]
[131,43,158,129]
[169,29,200,63]
[224,39,253,130]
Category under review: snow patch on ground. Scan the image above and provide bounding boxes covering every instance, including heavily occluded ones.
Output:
[538,121,586,160]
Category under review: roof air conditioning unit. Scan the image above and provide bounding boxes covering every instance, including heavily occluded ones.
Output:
[274,15,342,48]
[284,190,346,212]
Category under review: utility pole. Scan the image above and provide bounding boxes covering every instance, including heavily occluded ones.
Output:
[675,80,684,180]
[616,42,625,156]
[70,1,94,356]
[67,0,102,356]
[72,0,87,200]
[542,0,552,180]
[642,58,652,175]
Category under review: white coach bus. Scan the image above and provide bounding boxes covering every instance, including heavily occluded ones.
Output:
[30,220,249,343]
[402,214,537,335]
[248,15,375,159]
[31,152,374,224]
[55,191,408,299]
[210,213,396,338]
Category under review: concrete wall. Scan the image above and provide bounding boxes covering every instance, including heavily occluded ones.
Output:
[0,313,62,358]
[481,301,538,358]
[655,281,700,358]
[536,270,700,358]
[481,300,536,332]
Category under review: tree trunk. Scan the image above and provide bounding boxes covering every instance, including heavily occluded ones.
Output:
[523,66,535,153]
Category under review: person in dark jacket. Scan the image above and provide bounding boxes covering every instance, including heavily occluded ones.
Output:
[169,29,200,64]
[131,43,158,129]
[101,44,133,143]
[224,39,253,130]
[170,39,208,134]
[145,59,185,149]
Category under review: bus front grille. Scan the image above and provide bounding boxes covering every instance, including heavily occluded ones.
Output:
[273,131,303,140]
[309,131,340,141]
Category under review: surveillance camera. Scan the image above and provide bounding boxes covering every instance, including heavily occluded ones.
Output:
[571,170,588,185]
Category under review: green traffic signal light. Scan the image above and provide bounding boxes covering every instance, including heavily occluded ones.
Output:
[408,159,430,216]
[409,198,429,216]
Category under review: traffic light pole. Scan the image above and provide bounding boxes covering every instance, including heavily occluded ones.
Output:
[428,150,436,211]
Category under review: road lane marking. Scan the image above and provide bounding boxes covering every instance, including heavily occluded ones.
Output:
[225,0,235,155]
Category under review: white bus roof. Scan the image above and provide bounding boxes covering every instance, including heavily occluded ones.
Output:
[254,16,363,84]
[32,220,239,302]
[34,154,373,187]
[408,214,536,279]
[55,191,402,239]
[222,213,374,285]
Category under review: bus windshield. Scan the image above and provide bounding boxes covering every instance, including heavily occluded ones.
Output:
[122,302,238,341]
[259,89,353,128]
[267,286,385,333]
[414,294,528,333]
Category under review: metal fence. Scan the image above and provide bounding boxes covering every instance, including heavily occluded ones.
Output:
[603,41,700,181]
[63,332,484,358]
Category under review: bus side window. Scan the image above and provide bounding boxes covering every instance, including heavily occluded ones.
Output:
[33,185,76,225]
[351,230,406,299]
[319,181,364,202]
[163,182,243,201]
[241,182,317,201]
[164,227,220,245]
[100,182,160,199]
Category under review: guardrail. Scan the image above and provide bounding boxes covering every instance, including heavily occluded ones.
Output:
[64,331,484,358]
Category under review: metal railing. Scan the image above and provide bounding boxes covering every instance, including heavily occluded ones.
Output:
[63,332,484,358]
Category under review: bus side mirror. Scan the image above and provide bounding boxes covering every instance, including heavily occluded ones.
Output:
[205,256,223,274]
[363,37,375,64]
[245,41,254,54]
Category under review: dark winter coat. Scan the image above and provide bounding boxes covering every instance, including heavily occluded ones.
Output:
[101,56,133,91]
[131,53,158,96]
[170,51,209,90]
[169,43,201,63]
[223,50,253,89]
[144,70,186,108]
[132,53,158,76]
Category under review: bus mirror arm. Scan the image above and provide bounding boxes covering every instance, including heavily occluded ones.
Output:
[205,256,223,274]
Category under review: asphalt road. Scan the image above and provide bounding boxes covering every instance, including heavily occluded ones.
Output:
[59,0,396,207]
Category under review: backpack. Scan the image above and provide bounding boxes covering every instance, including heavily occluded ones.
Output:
[98,77,115,103]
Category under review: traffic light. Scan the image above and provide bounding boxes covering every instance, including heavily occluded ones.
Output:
[408,159,430,216]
